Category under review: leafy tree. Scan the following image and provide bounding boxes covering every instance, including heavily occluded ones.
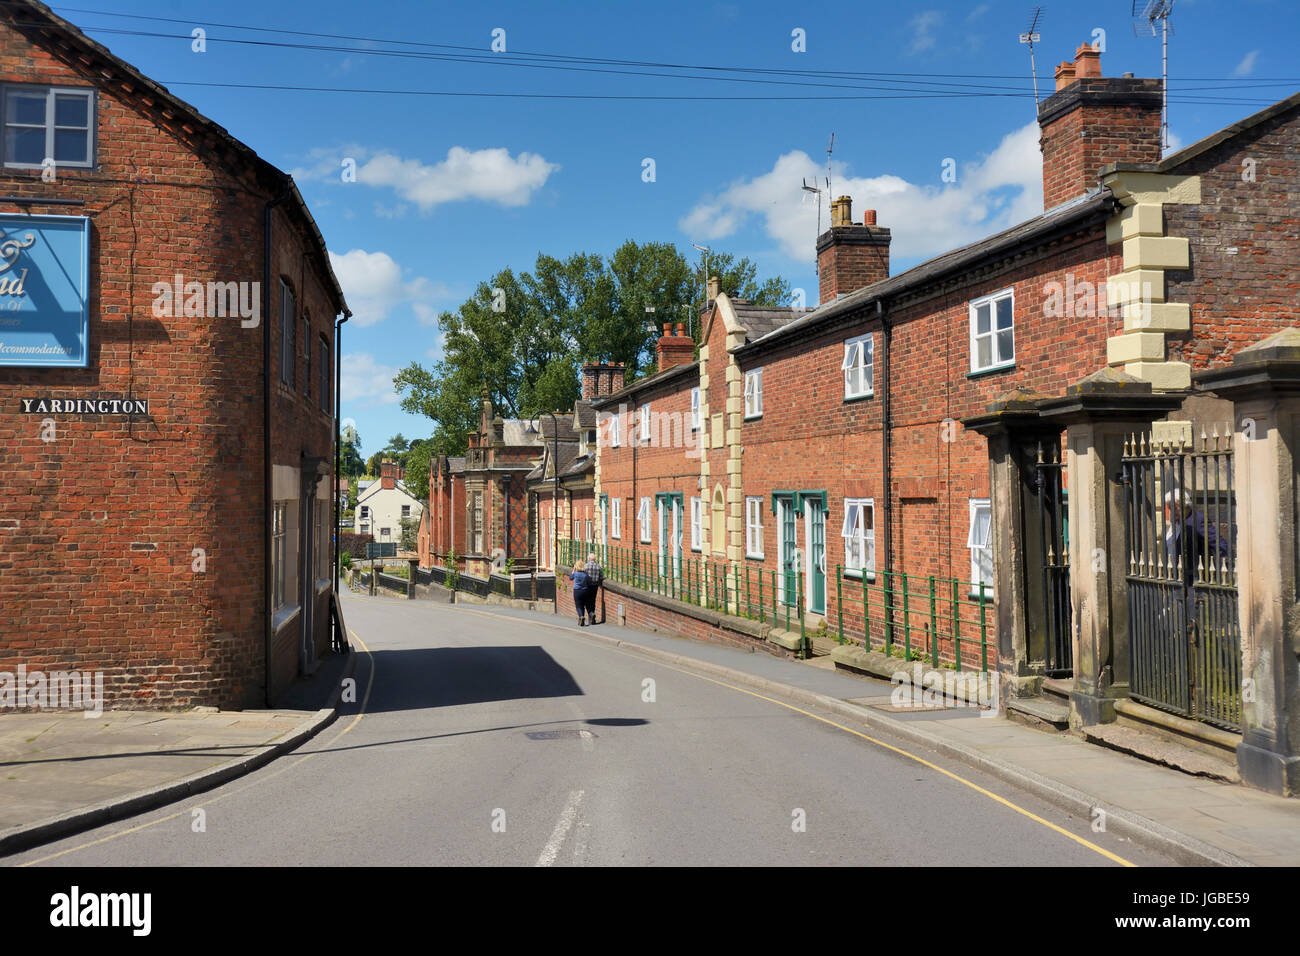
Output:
[404,439,432,503]
[394,242,791,458]
[339,437,364,479]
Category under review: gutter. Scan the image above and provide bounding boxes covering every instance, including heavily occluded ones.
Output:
[332,308,351,612]
[264,180,291,708]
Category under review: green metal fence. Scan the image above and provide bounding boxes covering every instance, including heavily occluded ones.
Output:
[560,539,991,671]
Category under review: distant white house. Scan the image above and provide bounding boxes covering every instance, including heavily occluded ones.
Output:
[355,459,423,546]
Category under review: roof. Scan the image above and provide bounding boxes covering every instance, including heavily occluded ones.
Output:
[730,299,803,338]
[525,441,581,483]
[735,189,1116,358]
[448,457,466,474]
[574,400,596,429]
[4,0,349,316]
[560,453,595,479]
[356,479,422,506]
[591,361,699,409]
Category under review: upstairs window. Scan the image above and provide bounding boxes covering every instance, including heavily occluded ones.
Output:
[743,368,763,419]
[970,288,1015,373]
[279,280,296,388]
[610,497,622,539]
[842,498,875,577]
[690,387,701,430]
[2,85,95,168]
[968,498,994,597]
[319,335,331,413]
[609,414,621,448]
[639,404,651,444]
[690,496,703,551]
[843,333,874,399]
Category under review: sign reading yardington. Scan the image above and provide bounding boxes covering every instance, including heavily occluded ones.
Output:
[19,396,149,415]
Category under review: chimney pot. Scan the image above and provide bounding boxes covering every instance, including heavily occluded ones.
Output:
[831,195,852,228]
[662,322,671,337]
[862,208,877,226]
[706,275,720,301]
[675,323,685,336]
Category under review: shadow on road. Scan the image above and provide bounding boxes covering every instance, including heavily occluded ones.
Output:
[361,645,584,713]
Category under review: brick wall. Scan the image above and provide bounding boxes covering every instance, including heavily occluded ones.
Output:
[0,13,337,708]
[1163,101,1300,369]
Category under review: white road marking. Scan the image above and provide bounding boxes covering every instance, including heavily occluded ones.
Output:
[536,789,585,867]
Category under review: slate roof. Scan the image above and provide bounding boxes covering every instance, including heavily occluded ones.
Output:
[574,400,597,428]
[735,190,1116,358]
[730,299,804,338]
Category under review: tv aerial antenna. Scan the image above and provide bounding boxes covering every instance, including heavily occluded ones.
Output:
[801,177,826,275]
[1019,6,1045,104]
[1133,0,1175,152]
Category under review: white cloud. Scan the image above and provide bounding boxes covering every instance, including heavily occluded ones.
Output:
[1233,50,1259,77]
[908,11,943,54]
[1162,129,1185,157]
[966,4,990,21]
[679,122,1044,266]
[340,352,401,407]
[293,145,559,212]
[328,248,451,327]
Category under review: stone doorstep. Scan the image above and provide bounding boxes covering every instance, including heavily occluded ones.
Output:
[1081,722,1241,784]
[1006,695,1071,731]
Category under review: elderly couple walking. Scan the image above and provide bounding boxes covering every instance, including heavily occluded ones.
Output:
[567,552,603,626]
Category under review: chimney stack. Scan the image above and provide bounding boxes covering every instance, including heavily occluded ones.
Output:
[581,362,628,399]
[656,322,695,372]
[1039,43,1163,210]
[380,458,396,490]
[706,275,720,301]
[816,195,890,305]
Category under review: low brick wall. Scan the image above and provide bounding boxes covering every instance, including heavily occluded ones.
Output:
[557,566,798,660]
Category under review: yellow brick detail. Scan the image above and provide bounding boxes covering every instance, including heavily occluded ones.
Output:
[1123,236,1190,271]
[1108,332,1165,365]
[1123,302,1190,332]
[1123,360,1191,391]
[1106,269,1166,306]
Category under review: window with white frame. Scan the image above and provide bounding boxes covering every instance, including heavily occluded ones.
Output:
[639,404,651,443]
[2,85,95,168]
[690,387,701,430]
[611,497,622,539]
[610,413,621,447]
[743,369,763,419]
[842,498,875,577]
[842,333,874,399]
[638,497,651,543]
[970,288,1015,373]
[968,498,994,596]
[690,497,703,551]
[745,497,764,558]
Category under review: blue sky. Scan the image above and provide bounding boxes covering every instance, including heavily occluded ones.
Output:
[62,0,1298,456]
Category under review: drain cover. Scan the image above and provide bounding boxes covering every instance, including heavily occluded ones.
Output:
[525,729,596,740]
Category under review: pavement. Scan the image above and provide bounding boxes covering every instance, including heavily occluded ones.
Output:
[0,647,354,856]
[2,590,1298,865]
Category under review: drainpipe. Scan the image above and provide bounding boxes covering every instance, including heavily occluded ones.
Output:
[332,309,351,616]
[879,298,895,645]
[264,180,291,708]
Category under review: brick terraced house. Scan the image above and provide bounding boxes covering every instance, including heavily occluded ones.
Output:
[0,1,349,708]
[567,44,1299,783]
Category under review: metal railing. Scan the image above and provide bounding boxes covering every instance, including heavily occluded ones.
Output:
[560,540,990,671]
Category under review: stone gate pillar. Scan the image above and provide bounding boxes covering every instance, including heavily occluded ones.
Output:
[1197,329,1300,795]
[1039,370,1182,726]
[964,391,1063,699]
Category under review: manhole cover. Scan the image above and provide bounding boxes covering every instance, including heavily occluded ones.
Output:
[525,729,596,740]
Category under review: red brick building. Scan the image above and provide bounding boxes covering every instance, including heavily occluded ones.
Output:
[584,44,1299,671]
[418,453,465,571]
[0,1,347,708]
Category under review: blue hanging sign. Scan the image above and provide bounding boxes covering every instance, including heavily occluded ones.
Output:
[0,213,90,368]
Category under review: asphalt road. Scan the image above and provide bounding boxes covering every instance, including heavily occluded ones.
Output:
[9,592,1178,866]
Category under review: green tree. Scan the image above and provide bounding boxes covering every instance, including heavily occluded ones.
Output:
[404,439,432,503]
[339,437,364,478]
[394,242,790,458]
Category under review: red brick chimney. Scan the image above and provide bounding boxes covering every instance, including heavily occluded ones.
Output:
[1039,43,1163,210]
[581,362,628,399]
[656,322,695,372]
[380,458,396,490]
[816,196,890,305]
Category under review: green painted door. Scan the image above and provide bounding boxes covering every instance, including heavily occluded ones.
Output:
[779,497,796,606]
[808,501,826,614]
